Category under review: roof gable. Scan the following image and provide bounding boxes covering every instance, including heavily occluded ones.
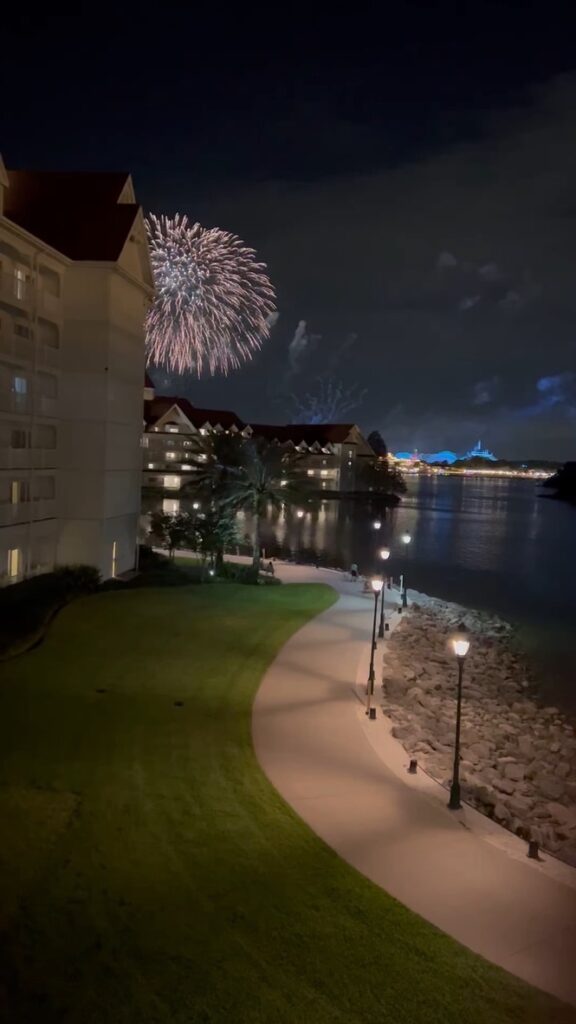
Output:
[4,169,141,262]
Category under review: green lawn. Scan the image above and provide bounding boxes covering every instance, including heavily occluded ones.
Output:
[0,584,573,1024]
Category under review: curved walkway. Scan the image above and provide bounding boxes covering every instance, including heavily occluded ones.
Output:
[252,564,576,1006]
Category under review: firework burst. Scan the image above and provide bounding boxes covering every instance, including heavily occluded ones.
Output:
[145,214,276,376]
[289,376,367,424]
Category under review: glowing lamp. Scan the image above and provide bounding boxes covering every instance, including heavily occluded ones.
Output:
[371,577,384,593]
[296,509,305,519]
[451,625,470,659]
[192,501,200,510]
[401,532,412,545]
[373,520,382,530]
[379,547,391,561]
[208,569,215,577]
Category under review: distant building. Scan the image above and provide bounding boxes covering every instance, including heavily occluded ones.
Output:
[142,382,376,509]
[0,157,153,584]
[462,440,497,462]
[394,440,496,465]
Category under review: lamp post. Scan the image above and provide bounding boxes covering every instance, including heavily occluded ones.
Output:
[366,577,384,714]
[400,532,411,607]
[448,624,471,810]
[377,548,390,638]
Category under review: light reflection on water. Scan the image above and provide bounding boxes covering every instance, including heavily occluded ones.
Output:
[256,477,576,712]
[144,477,575,710]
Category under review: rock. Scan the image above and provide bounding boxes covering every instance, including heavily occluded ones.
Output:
[474,785,497,808]
[404,669,417,682]
[385,677,408,700]
[507,795,533,816]
[557,762,572,780]
[493,802,509,821]
[504,762,525,782]
[406,686,425,704]
[550,742,561,754]
[538,778,565,801]
[517,736,534,759]
[468,742,492,761]
[391,724,420,746]
[546,803,576,827]
[493,777,515,795]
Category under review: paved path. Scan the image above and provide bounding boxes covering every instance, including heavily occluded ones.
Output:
[251,563,576,1006]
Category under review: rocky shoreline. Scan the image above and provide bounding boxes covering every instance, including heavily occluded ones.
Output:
[381,594,576,866]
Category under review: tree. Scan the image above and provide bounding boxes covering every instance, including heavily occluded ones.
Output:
[358,457,406,496]
[218,439,304,571]
[194,509,238,570]
[149,511,197,559]
[367,430,388,457]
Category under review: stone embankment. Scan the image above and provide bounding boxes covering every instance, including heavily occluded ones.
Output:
[381,597,576,865]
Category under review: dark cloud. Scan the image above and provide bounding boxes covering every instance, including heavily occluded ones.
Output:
[164,74,576,457]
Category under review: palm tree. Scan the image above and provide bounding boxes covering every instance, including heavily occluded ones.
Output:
[218,439,304,572]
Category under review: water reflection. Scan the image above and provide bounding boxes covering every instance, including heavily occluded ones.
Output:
[142,477,576,707]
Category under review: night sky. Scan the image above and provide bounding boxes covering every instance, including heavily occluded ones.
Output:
[3,6,576,459]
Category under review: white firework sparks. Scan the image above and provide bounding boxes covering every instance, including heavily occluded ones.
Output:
[145,214,276,376]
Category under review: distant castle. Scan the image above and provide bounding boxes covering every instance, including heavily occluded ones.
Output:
[394,440,497,465]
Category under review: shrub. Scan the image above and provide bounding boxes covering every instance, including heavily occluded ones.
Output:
[52,564,101,596]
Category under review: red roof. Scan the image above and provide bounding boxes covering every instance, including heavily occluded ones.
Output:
[249,423,356,446]
[145,396,246,432]
[5,170,139,261]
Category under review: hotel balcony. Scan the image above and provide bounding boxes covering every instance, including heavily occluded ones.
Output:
[0,326,59,371]
[0,271,30,310]
[0,499,57,528]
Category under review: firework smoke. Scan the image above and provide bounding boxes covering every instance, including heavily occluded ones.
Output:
[145,214,276,376]
[289,376,367,424]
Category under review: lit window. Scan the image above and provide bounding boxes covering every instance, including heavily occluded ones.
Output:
[8,548,21,578]
[307,469,314,477]
[14,267,27,300]
[162,498,180,514]
[280,479,287,487]
[166,452,177,460]
[320,469,329,477]
[200,427,208,436]
[111,541,117,578]
[13,375,27,395]
[10,481,19,504]
[165,425,179,433]
[322,481,327,489]
[163,475,180,489]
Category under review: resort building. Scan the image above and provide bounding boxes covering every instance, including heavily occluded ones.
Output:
[142,383,377,511]
[0,157,153,584]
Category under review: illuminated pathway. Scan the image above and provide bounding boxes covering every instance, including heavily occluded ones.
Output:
[251,562,576,1006]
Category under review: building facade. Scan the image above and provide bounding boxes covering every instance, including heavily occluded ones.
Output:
[142,383,376,513]
[0,158,153,584]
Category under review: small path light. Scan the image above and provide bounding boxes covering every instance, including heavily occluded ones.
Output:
[528,839,540,860]
[448,624,471,810]
[378,548,390,638]
[366,577,384,716]
[400,532,412,607]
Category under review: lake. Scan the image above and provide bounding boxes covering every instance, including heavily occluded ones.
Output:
[145,476,575,712]
[249,476,576,713]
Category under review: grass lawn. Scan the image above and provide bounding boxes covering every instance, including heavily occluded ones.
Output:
[0,583,573,1024]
